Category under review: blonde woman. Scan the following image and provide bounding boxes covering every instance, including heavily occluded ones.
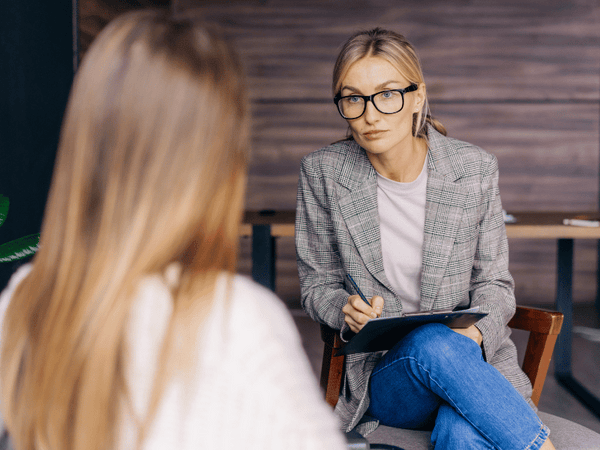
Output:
[296,28,555,449]
[0,10,346,450]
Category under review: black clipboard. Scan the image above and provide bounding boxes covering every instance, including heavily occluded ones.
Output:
[337,307,488,356]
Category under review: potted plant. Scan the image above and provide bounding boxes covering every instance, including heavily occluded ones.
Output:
[0,195,40,263]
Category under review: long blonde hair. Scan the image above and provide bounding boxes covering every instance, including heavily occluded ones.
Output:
[1,10,249,450]
[333,28,446,140]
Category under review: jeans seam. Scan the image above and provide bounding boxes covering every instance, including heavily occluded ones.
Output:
[523,423,549,450]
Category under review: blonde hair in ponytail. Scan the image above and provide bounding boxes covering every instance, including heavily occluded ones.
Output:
[1,10,248,450]
[332,28,446,140]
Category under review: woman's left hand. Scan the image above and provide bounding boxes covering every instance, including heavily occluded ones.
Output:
[451,325,483,346]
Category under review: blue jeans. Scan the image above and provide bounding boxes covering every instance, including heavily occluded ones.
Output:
[368,323,549,450]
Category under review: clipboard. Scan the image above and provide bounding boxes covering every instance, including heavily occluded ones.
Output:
[337,307,488,356]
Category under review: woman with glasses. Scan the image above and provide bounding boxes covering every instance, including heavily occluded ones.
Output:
[0,11,347,450]
[295,28,555,449]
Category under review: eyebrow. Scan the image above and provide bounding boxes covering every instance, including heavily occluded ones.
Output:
[341,80,405,94]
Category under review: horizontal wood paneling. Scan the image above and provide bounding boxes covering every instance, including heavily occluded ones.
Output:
[509,239,597,304]
[244,99,600,306]
[182,0,600,101]
[78,0,170,56]
[79,0,600,307]
[246,103,599,212]
[432,103,600,211]
[247,102,346,210]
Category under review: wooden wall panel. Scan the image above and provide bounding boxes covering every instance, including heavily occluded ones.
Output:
[245,101,600,306]
[80,0,600,306]
[247,102,346,210]
[508,239,598,306]
[79,0,170,57]
[182,0,600,101]
[247,103,599,212]
[432,103,600,212]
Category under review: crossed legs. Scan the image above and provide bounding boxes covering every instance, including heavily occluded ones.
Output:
[368,323,551,450]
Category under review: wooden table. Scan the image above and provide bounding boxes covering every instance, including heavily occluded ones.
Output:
[242,210,600,418]
[504,212,600,418]
[242,210,294,291]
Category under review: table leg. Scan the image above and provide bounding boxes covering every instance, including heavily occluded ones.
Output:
[596,241,600,318]
[554,238,600,418]
[251,224,276,291]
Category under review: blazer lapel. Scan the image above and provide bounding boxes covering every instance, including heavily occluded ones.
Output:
[335,131,470,305]
[336,145,394,292]
[420,135,468,311]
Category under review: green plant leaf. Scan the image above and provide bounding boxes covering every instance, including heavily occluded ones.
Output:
[0,234,40,263]
[0,195,8,228]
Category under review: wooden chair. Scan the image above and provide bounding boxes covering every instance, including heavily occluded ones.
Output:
[321,305,562,409]
[320,306,600,449]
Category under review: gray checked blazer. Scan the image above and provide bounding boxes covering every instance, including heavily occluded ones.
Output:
[295,126,533,434]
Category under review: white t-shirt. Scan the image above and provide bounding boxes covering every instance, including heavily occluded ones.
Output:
[0,264,346,450]
[377,159,428,314]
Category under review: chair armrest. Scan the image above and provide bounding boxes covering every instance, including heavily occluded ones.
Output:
[320,324,345,408]
[319,306,564,409]
[508,306,564,406]
[508,305,563,335]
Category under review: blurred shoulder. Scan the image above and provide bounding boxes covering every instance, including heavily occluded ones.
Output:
[227,275,296,330]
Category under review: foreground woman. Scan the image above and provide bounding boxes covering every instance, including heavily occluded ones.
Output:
[0,11,345,450]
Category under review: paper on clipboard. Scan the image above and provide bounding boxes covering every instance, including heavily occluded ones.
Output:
[337,306,487,356]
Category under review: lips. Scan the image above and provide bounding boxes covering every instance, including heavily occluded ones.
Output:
[363,130,386,139]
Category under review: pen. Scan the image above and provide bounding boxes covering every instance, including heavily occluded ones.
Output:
[346,274,371,307]
[562,218,600,227]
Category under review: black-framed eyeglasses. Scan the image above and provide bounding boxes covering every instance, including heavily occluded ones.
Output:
[333,83,418,120]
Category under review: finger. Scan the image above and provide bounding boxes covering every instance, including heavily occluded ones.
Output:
[371,296,384,317]
[344,314,364,333]
[451,326,482,345]
[348,295,378,318]
[451,327,467,337]
[343,301,371,324]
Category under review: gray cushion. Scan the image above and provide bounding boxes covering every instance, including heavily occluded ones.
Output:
[364,412,600,450]
[538,412,600,449]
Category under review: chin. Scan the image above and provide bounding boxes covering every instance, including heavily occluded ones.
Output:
[359,140,390,155]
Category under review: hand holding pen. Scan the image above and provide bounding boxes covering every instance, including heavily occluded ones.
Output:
[343,274,384,333]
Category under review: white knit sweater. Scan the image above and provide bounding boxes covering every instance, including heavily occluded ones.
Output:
[0,265,347,450]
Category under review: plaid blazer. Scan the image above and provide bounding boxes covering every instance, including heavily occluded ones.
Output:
[295,126,533,434]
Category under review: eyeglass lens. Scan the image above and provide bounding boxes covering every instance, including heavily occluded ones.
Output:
[338,90,405,119]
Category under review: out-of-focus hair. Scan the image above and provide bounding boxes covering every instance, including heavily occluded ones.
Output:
[332,27,446,140]
[1,9,249,450]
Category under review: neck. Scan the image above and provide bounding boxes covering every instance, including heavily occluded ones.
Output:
[368,136,428,182]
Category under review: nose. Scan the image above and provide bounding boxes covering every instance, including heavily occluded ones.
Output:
[363,99,380,123]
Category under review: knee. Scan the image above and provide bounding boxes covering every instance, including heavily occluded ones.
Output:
[403,323,480,365]
[404,323,457,355]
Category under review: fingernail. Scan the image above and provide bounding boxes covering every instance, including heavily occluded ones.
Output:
[370,312,377,318]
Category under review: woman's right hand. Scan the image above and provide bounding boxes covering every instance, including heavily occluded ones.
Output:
[342,295,384,333]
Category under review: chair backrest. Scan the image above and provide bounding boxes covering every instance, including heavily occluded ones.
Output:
[320,305,564,408]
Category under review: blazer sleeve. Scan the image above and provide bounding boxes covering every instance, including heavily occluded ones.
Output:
[295,154,349,331]
[470,155,516,360]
